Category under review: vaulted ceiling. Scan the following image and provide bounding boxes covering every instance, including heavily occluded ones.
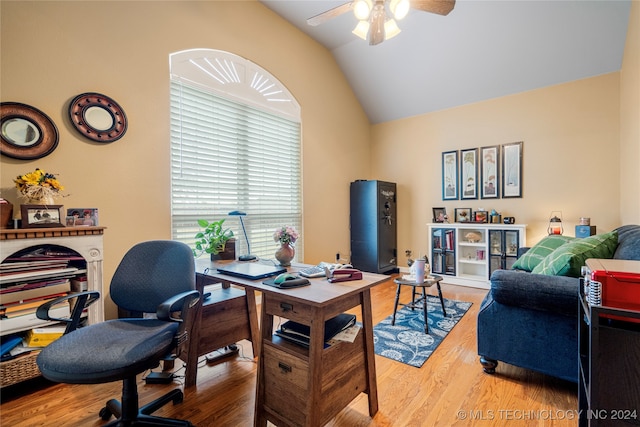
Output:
[260,0,631,124]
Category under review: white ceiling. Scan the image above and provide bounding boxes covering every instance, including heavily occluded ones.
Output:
[260,0,631,124]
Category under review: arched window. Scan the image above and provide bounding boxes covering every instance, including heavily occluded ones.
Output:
[169,49,302,261]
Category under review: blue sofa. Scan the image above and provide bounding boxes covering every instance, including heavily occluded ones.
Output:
[477,224,640,383]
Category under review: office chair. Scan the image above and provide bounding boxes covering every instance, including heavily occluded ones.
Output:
[36,240,200,426]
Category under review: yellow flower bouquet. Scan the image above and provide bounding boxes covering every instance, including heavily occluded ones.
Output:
[14,168,65,203]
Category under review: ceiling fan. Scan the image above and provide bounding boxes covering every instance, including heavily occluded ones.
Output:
[307,0,455,45]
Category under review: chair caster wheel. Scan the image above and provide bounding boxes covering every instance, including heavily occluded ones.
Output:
[99,407,113,420]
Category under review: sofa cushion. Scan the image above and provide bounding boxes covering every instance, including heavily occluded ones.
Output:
[613,225,640,260]
[490,269,580,316]
[512,235,575,272]
[531,231,618,277]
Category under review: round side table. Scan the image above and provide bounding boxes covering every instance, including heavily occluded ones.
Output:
[392,275,446,334]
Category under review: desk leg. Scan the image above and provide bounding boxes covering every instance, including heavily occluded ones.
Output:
[253,294,272,427]
[245,288,261,359]
[361,289,379,417]
[184,298,203,388]
[306,306,326,427]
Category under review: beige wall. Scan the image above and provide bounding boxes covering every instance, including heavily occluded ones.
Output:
[371,73,623,256]
[2,1,637,318]
[620,1,640,224]
[0,1,370,319]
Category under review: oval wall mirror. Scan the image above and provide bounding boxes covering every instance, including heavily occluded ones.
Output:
[0,102,59,160]
[68,92,127,143]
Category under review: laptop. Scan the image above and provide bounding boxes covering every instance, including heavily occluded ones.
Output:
[216,262,286,280]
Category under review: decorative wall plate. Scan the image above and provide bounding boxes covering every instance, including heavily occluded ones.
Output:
[68,92,127,143]
[1,102,59,160]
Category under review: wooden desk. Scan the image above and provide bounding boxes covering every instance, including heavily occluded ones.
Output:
[183,259,261,387]
[195,260,390,427]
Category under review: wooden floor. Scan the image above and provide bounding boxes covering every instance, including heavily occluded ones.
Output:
[0,278,578,427]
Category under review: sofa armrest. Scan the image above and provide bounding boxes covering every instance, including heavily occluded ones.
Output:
[490,269,580,316]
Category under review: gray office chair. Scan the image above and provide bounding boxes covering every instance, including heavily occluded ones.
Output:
[36,240,200,426]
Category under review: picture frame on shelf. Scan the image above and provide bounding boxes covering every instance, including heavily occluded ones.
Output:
[454,208,472,223]
[501,141,523,198]
[460,148,478,200]
[442,150,458,200]
[66,208,99,226]
[20,204,64,228]
[474,210,488,223]
[481,145,500,199]
[432,207,447,223]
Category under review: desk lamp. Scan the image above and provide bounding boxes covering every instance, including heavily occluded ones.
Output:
[228,211,257,261]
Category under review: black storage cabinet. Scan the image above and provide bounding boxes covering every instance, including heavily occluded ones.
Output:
[350,180,397,274]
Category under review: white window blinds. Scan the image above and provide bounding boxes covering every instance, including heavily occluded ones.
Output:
[170,81,302,261]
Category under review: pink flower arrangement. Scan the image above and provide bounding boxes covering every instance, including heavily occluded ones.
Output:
[273,225,299,246]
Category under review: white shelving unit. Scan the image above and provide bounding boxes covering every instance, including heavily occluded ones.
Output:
[0,227,105,387]
[428,223,526,289]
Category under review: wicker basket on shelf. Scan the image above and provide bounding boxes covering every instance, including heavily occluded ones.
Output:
[0,351,41,388]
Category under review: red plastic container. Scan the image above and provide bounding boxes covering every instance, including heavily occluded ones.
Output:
[584,259,640,321]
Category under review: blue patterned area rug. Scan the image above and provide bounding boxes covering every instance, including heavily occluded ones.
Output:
[373,295,472,368]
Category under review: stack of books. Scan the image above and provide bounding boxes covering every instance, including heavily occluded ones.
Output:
[275,313,356,348]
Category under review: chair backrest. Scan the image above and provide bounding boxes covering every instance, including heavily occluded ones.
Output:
[111,240,196,314]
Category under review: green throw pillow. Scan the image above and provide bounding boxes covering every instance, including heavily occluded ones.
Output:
[531,231,618,277]
[512,235,575,272]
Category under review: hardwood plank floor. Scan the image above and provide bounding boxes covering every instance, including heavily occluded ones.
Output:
[0,278,578,426]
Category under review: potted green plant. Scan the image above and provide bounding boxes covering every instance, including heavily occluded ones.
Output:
[193,219,235,260]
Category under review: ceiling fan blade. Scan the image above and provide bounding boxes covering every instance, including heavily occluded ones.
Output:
[410,0,455,16]
[307,2,353,26]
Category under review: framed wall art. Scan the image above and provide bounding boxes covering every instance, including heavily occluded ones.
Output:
[20,204,64,228]
[502,141,523,198]
[460,148,478,200]
[481,145,499,199]
[442,150,458,200]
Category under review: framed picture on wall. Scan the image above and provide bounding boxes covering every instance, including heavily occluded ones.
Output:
[442,150,458,200]
[480,145,499,199]
[502,141,523,198]
[460,148,478,200]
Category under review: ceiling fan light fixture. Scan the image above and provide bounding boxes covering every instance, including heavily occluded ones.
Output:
[390,0,410,20]
[384,18,402,39]
[352,20,370,40]
[353,0,373,20]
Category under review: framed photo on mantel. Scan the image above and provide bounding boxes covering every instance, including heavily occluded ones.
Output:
[21,204,64,228]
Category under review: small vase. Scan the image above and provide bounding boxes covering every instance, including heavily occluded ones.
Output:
[275,243,295,267]
[27,195,55,205]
